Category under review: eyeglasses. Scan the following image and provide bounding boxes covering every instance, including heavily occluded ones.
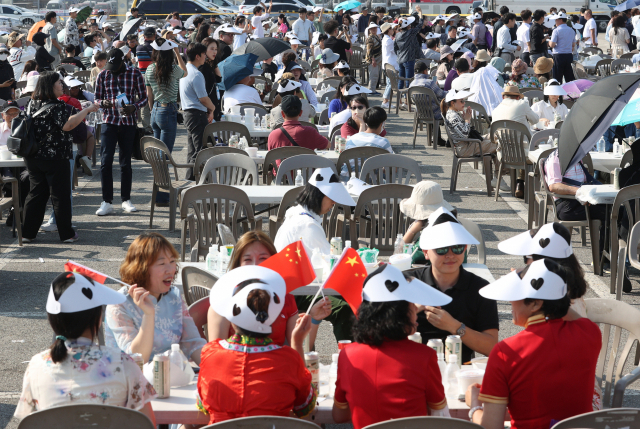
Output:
[434,245,466,255]
[350,105,365,111]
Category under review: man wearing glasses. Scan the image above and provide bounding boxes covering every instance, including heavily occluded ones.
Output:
[411,207,499,364]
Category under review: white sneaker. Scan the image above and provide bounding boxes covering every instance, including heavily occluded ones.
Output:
[400,103,408,111]
[122,200,138,213]
[381,102,389,109]
[96,201,114,216]
[491,178,510,191]
[40,222,58,232]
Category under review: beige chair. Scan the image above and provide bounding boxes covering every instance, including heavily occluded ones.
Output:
[73,70,92,82]
[349,184,413,255]
[595,58,614,77]
[194,147,249,184]
[275,154,337,185]
[611,58,633,74]
[522,89,543,106]
[142,137,194,232]
[490,120,532,201]
[620,149,633,169]
[384,64,412,115]
[348,46,368,84]
[268,186,303,239]
[337,146,389,179]
[0,175,23,247]
[362,416,484,429]
[585,298,640,408]
[360,154,422,185]
[466,101,492,137]
[60,63,76,73]
[551,409,640,429]
[444,122,494,196]
[202,122,252,148]
[262,146,315,185]
[188,296,210,341]
[318,108,330,125]
[181,265,218,305]
[198,153,258,186]
[527,148,556,229]
[179,184,261,261]
[16,404,154,429]
[237,103,269,120]
[458,218,486,265]
[203,416,320,429]
[409,86,441,150]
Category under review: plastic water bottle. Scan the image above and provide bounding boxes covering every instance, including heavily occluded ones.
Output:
[393,233,404,254]
[295,169,304,187]
[598,137,606,153]
[437,353,447,383]
[329,353,339,397]
[170,344,184,372]
[444,354,459,396]
[255,113,260,129]
[261,115,267,129]
[614,138,620,156]
[206,246,219,272]
[547,136,554,146]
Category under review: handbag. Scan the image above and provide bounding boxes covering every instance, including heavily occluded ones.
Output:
[468,127,484,141]
[6,101,55,158]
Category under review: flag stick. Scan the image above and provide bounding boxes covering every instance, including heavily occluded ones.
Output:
[306,285,324,315]
[306,247,350,314]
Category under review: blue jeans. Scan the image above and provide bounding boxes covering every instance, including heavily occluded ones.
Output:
[151,102,178,203]
[383,75,396,100]
[48,148,75,225]
[399,61,415,90]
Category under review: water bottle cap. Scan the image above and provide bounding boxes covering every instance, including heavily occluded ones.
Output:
[447,354,457,363]
[297,169,302,174]
[437,353,445,360]
[171,343,180,351]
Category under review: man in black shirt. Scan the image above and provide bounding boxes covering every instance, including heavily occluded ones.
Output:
[579,7,587,25]
[60,44,86,70]
[491,6,510,52]
[529,9,549,66]
[0,47,15,102]
[215,23,239,64]
[323,20,352,62]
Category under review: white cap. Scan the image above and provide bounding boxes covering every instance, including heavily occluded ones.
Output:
[544,84,567,97]
[151,38,178,51]
[333,60,349,70]
[434,14,447,22]
[342,82,372,95]
[309,167,356,206]
[549,12,569,20]
[218,23,242,35]
[63,76,83,88]
[69,6,80,13]
[46,272,126,314]
[290,38,301,45]
[210,266,286,334]
[445,88,474,103]
[400,16,415,29]
[479,259,568,301]
[289,63,303,71]
[362,264,452,307]
[472,12,482,20]
[277,78,302,93]
[419,207,479,250]
[120,45,130,56]
[498,222,573,259]
[313,6,323,13]
[366,22,379,32]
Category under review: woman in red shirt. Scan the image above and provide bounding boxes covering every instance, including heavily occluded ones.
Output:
[332,264,452,429]
[340,94,388,139]
[207,231,330,350]
[466,259,601,429]
[198,265,317,424]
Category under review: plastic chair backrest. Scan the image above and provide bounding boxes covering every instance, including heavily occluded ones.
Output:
[194,147,249,183]
[198,153,258,186]
[458,218,486,265]
[319,108,330,125]
[203,415,320,428]
[385,67,399,89]
[611,58,633,73]
[16,404,154,429]
[584,46,603,55]
[551,409,640,429]
[363,416,484,429]
[595,58,614,76]
[275,154,338,185]
[142,137,174,189]
[238,103,268,119]
[585,298,640,408]
[202,122,252,147]
[262,146,315,185]
[360,154,423,185]
[490,120,532,168]
[409,86,438,122]
[274,186,304,224]
[529,129,560,150]
[466,100,491,134]
[522,89,543,105]
[621,149,633,168]
[73,70,92,82]
[187,296,210,340]
[337,146,389,178]
[181,266,218,306]
[321,90,337,103]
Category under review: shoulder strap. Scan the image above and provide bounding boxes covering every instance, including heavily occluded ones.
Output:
[30,101,55,118]
[279,125,299,147]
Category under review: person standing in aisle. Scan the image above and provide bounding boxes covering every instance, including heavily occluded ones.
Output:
[179,43,216,181]
[394,16,425,110]
[94,49,147,216]
[293,8,314,51]
[549,11,576,83]
[529,10,549,67]
[517,9,532,66]
[364,22,382,95]
[583,9,598,47]
[43,12,62,68]
[136,27,156,135]
[495,13,520,63]
[471,12,488,51]
[251,1,273,38]
[65,7,80,55]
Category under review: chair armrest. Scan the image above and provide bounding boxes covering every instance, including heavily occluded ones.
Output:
[171,162,195,169]
[612,366,640,407]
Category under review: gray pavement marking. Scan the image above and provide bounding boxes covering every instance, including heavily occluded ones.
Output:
[0,313,46,318]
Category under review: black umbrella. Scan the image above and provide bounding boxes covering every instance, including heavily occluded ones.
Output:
[118,17,142,41]
[481,10,500,20]
[559,74,640,175]
[232,38,291,62]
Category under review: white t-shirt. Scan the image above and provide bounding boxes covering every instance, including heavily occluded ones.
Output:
[232,30,248,50]
[274,204,330,254]
[583,18,597,45]
[251,13,270,38]
[517,22,531,53]
[292,18,313,42]
[222,83,262,113]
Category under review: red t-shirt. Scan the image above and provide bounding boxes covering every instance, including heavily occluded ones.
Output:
[340,121,387,139]
[334,339,446,429]
[227,293,297,346]
[267,120,329,151]
[479,315,601,429]
[198,337,316,424]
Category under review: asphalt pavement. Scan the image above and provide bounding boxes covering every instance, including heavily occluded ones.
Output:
[2,35,640,427]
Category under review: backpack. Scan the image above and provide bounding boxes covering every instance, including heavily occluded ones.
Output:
[485,25,493,49]
[6,101,55,158]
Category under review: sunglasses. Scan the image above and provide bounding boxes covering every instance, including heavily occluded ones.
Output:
[350,105,365,111]
[434,245,466,255]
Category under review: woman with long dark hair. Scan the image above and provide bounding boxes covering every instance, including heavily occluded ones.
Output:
[196,23,212,43]
[21,72,98,243]
[14,272,156,422]
[278,14,290,37]
[609,14,631,57]
[200,37,222,121]
[145,38,187,205]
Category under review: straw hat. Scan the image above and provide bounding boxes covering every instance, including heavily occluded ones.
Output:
[380,22,392,33]
[400,181,454,220]
[6,31,24,48]
[534,56,554,74]
[475,49,491,63]
[502,84,522,98]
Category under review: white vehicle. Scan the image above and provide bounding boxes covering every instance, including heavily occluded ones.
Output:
[44,0,70,17]
[238,0,310,15]
[0,15,22,27]
[407,0,473,16]
[0,5,44,26]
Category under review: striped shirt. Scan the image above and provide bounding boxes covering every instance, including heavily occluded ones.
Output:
[94,65,148,126]
[145,64,184,104]
[136,41,153,73]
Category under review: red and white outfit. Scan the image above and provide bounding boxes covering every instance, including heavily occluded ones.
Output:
[227,294,298,346]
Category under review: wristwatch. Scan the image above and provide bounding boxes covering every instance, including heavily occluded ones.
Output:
[456,323,466,337]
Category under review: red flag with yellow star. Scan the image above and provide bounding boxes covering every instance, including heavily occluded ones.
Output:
[64,261,108,284]
[322,248,367,314]
[260,241,316,293]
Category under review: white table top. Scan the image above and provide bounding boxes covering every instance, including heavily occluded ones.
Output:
[249,125,329,138]
[251,150,339,165]
[230,185,360,205]
[589,151,624,173]
[575,184,619,205]
[0,155,25,168]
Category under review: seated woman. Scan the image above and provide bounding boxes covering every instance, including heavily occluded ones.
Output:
[467,259,601,428]
[531,80,569,126]
[436,45,454,81]
[318,48,340,79]
[275,167,357,344]
[340,95,387,138]
[207,230,330,353]
[288,62,318,108]
[105,232,206,364]
[198,265,316,424]
[328,75,357,117]
[270,78,316,127]
[506,58,541,89]
[15,272,156,423]
[414,207,499,364]
[333,60,350,77]
[332,264,452,429]
[330,81,373,131]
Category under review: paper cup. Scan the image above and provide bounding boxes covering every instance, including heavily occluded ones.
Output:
[365,262,379,274]
[245,147,258,157]
[230,105,242,115]
[0,149,11,160]
[388,253,412,271]
[456,369,485,396]
[470,357,488,370]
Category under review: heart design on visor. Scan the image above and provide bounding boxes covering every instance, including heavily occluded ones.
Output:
[539,238,550,248]
[530,278,544,290]
[81,287,93,299]
[316,174,324,181]
[385,280,399,292]
[329,174,340,183]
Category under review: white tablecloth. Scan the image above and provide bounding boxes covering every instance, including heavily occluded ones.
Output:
[251,150,339,165]
[0,155,25,168]
[590,151,623,173]
[575,184,619,205]
[248,125,329,138]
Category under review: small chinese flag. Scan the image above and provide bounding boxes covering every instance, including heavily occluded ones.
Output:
[260,241,316,293]
[64,261,108,284]
[322,248,367,314]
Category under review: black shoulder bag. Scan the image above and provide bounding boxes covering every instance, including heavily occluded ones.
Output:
[7,101,55,158]
[279,125,300,147]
